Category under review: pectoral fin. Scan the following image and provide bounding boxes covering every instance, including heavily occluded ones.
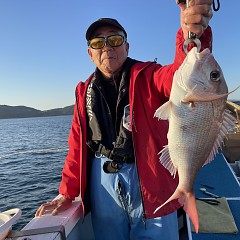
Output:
[154,101,172,120]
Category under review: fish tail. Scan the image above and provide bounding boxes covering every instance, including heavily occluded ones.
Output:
[154,189,182,214]
[154,189,199,233]
[182,192,199,233]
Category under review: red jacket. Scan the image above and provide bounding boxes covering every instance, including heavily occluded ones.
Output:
[59,27,212,218]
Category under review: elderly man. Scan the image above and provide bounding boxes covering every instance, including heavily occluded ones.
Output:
[36,1,213,239]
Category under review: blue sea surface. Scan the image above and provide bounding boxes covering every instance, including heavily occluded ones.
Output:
[0,115,72,230]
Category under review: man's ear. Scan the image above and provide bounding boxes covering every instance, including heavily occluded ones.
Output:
[125,42,129,55]
[88,48,93,61]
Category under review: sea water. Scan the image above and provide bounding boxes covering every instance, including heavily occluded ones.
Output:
[0,115,72,230]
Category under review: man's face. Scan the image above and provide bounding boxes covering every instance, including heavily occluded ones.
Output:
[87,26,129,78]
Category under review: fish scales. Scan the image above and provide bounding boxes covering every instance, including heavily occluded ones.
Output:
[169,100,225,186]
[154,47,236,233]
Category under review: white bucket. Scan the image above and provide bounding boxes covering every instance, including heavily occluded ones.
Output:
[0,208,22,240]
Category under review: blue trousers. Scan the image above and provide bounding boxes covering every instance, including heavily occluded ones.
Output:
[90,157,179,240]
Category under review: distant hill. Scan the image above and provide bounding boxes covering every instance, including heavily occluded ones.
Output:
[0,105,74,119]
[43,105,74,117]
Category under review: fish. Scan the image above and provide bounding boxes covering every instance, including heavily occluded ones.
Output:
[153,47,236,233]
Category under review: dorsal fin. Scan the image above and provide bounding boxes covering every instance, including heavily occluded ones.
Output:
[203,109,236,166]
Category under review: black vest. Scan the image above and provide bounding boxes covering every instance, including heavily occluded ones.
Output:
[86,57,139,159]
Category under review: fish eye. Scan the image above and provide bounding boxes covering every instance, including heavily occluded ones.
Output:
[210,70,221,82]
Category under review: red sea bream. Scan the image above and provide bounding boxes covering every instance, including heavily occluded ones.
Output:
[154,47,236,233]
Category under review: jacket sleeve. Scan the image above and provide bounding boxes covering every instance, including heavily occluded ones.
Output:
[153,26,213,103]
[59,104,81,200]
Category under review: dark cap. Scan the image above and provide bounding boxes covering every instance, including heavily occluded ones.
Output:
[86,18,127,41]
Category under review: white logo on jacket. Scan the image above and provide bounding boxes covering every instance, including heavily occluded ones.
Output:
[86,82,93,121]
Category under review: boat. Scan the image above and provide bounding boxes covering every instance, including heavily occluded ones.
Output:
[2,197,187,240]
[0,209,21,240]
[1,196,93,240]
[3,154,240,240]
[1,101,240,240]
[222,100,240,163]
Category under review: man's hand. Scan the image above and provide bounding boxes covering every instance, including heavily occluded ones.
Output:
[35,196,72,217]
[177,0,213,40]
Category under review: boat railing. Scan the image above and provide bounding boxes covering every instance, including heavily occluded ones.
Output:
[6,195,86,240]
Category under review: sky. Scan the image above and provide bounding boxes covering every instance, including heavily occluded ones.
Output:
[0,0,239,111]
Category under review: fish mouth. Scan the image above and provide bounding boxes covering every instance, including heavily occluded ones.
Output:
[197,48,211,60]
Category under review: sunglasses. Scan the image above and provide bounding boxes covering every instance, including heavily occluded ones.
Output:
[88,35,126,49]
